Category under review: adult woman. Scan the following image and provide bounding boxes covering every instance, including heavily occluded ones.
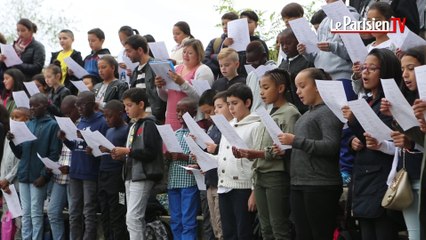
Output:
[155,39,214,130]
[170,21,194,65]
[0,18,45,82]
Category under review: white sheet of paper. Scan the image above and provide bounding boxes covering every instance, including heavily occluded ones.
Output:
[148,42,170,60]
[414,65,426,120]
[23,81,40,96]
[92,130,115,150]
[348,99,392,142]
[315,80,348,123]
[182,113,214,149]
[245,65,255,75]
[211,114,248,149]
[150,61,180,91]
[381,79,419,130]
[389,25,426,51]
[37,153,61,175]
[79,129,109,157]
[64,57,89,79]
[321,1,368,63]
[55,116,82,141]
[70,80,90,92]
[184,136,218,172]
[288,18,319,54]
[255,107,291,150]
[192,79,211,96]
[12,90,30,109]
[9,119,37,145]
[227,18,251,52]
[178,165,206,190]
[0,43,23,67]
[156,124,183,153]
[2,185,22,218]
[254,64,277,78]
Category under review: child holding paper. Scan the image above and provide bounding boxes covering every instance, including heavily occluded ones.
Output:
[341,48,402,239]
[278,68,343,240]
[47,95,77,240]
[245,41,277,111]
[1,68,25,113]
[8,93,62,240]
[155,39,214,130]
[0,107,29,240]
[44,62,71,116]
[110,88,164,240]
[211,48,245,92]
[234,69,301,239]
[31,73,50,96]
[95,100,129,240]
[161,97,199,239]
[60,91,108,240]
[170,21,194,65]
[93,55,128,109]
[50,29,84,95]
[83,28,111,80]
[208,83,260,239]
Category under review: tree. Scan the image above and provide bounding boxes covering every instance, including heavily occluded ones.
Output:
[0,0,74,49]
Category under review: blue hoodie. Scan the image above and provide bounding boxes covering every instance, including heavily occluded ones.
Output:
[11,115,62,183]
[65,111,108,181]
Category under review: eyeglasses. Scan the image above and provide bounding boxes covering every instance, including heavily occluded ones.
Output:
[361,65,380,73]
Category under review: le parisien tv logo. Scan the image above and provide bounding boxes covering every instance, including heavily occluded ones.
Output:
[330,16,407,34]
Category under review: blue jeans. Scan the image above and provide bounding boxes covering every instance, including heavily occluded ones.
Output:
[168,186,200,240]
[47,182,69,240]
[19,182,47,240]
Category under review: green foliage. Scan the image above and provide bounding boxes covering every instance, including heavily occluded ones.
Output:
[0,0,74,48]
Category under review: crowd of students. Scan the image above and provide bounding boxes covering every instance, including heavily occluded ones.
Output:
[0,0,426,240]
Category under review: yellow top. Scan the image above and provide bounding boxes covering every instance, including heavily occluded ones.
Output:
[56,50,73,84]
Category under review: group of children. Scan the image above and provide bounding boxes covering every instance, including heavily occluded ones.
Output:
[0,0,426,240]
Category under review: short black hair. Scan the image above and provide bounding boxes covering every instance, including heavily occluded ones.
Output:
[226,83,253,109]
[240,10,259,22]
[104,99,125,113]
[125,35,148,54]
[369,2,394,21]
[122,88,148,109]
[87,28,105,40]
[199,89,217,106]
[310,10,327,25]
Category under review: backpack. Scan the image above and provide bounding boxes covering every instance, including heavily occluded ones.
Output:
[212,37,223,54]
[146,219,173,240]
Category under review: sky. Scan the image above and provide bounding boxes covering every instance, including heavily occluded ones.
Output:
[37,0,322,58]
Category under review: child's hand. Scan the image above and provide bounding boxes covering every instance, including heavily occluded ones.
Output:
[57,130,66,141]
[0,54,7,62]
[67,68,74,76]
[154,76,166,88]
[46,168,53,174]
[119,63,127,69]
[59,165,70,174]
[341,105,354,122]
[351,137,364,151]
[272,144,285,156]
[168,70,185,85]
[76,130,83,139]
[413,99,426,120]
[206,143,217,154]
[352,61,362,80]
[380,98,392,116]
[363,133,381,150]
[419,118,426,133]
[317,42,331,52]
[186,164,200,174]
[111,147,130,160]
[395,48,404,59]
[278,133,295,146]
[232,146,242,158]
[99,145,110,153]
[126,69,133,77]
[248,191,257,212]
[391,131,411,149]
[297,43,306,55]
[189,153,197,161]
[86,146,93,155]
[6,132,14,141]
[223,37,234,47]
[0,179,9,189]
[33,176,46,188]
[2,185,11,194]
